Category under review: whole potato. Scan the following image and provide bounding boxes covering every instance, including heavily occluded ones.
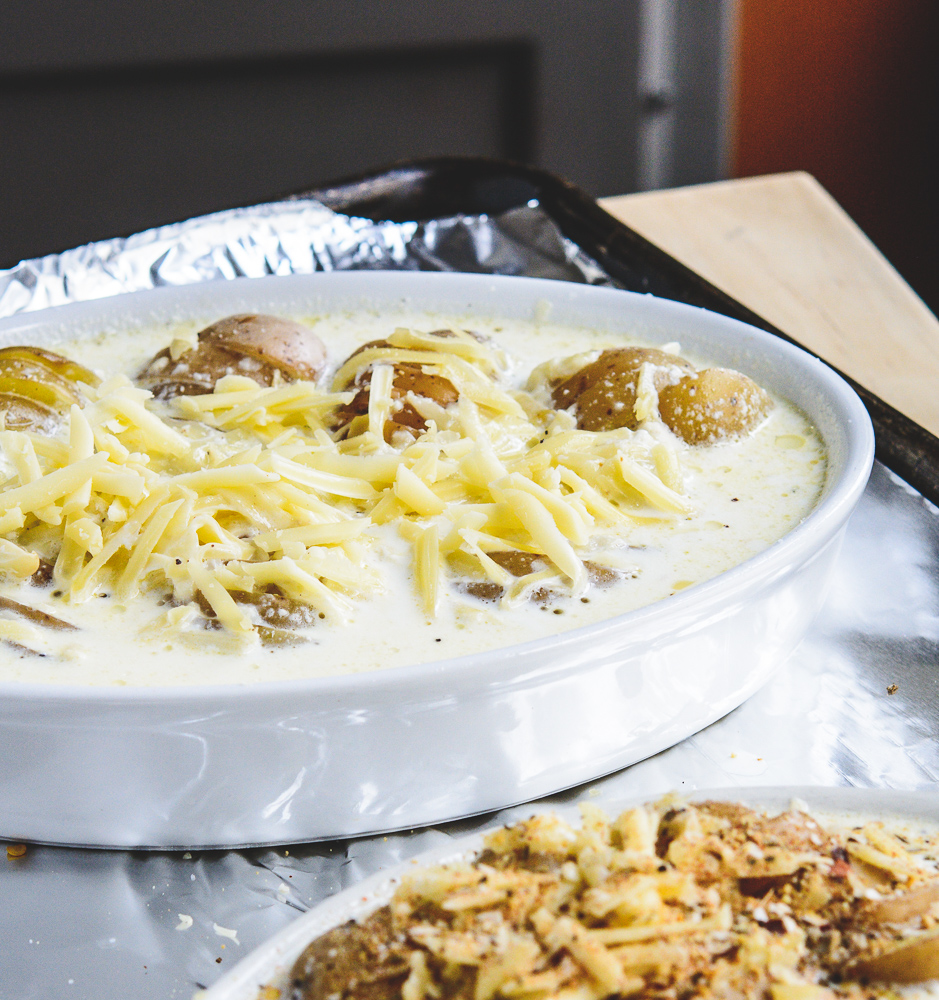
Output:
[335,330,463,382]
[332,333,461,441]
[138,314,327,399]
[552,347,693,431]
[334,363,459,440]
[658,368,772,444]
[200,314,326,380]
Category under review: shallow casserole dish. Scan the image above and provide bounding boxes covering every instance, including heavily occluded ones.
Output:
[0,271,874,848]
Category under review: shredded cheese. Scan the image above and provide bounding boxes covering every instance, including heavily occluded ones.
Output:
[0,326,706,648]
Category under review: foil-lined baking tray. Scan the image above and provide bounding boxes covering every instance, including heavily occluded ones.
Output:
[1,159,937,1000]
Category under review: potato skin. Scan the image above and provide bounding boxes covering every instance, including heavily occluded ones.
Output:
[552,348,693,431]
[201,314,326,381]
[334,363,459,441]
[457,551,621,603]
[335,330,460,381]
[332,335,460,441]
[138,314,326,399]
[658,368,772,444]
[137,340,249,399]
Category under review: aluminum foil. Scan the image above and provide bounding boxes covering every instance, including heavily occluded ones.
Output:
[0,199,936,1000]
[0,197,612,318]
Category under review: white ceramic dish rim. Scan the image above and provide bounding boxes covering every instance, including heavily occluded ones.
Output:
[0,271,874,701]
[201,785,939,1000]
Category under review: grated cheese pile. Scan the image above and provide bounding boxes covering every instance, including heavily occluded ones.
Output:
[0,326,697,649]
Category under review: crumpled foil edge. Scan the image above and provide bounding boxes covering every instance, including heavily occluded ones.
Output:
[0,197,613,319]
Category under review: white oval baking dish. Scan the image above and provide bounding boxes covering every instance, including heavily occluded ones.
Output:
[199,786,939,1000]
[0,272,874,848]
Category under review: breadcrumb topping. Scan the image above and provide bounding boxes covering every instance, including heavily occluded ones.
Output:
[289,798,939,1000]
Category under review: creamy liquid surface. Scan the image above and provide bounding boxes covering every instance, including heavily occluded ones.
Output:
[0,308,827,686]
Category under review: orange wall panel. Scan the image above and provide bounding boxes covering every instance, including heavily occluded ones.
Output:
[733,0,938,312]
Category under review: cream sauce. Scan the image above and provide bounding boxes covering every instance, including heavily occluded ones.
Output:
[0,309,827,686]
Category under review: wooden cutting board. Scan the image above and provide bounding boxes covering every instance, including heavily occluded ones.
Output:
[600,172,939,437]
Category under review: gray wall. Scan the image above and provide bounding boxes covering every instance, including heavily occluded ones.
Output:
[1,1,731,267]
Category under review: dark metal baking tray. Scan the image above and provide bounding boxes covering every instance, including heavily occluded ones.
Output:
[298,155,939,506]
